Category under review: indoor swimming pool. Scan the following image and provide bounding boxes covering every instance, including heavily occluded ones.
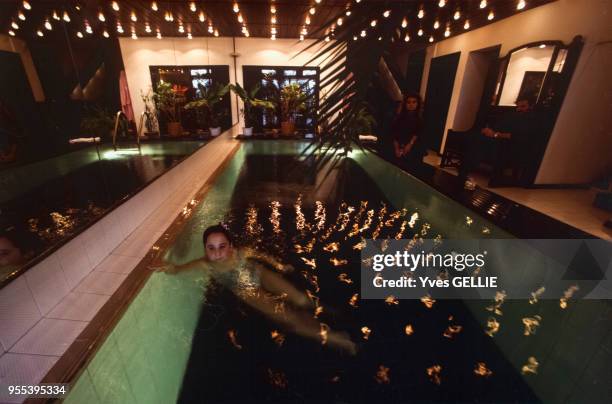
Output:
[60,141,610,403]
[0,141,207,284]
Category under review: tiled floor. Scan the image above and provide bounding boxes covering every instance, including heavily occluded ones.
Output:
[423,152,611,240]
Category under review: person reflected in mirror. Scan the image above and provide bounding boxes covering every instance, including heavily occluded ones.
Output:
[459,96,536,189]
[161,224,357,354]
[391,93,425,169]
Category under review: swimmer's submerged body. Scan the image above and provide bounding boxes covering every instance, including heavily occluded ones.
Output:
[162,225,357,354]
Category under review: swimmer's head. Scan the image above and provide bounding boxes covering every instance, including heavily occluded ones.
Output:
[202,225,234,262]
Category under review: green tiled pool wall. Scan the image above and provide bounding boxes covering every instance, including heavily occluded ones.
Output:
[63,146,248,404]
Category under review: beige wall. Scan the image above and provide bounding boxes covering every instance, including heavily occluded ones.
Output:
[421,0,612,184]
[118,37,329,126]
[0,34,45,102]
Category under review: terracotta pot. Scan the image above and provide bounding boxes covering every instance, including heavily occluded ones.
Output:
[280,121,295,136]
[167,122,182,137]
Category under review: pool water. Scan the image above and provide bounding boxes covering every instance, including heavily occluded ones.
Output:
[63,142,611,404]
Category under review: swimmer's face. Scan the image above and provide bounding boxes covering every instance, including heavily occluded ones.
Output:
[204,232,233,262]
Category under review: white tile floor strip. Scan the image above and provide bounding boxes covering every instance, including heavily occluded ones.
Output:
[0,128,240,403]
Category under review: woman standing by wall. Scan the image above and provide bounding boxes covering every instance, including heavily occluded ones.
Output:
[391,93,425,168]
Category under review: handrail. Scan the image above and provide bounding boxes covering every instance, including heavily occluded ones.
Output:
[112,111,140,151]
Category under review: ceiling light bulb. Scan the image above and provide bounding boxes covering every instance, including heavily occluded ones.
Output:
[44,20,52,30]
[309,7,316,15]
[438,0,446,7]
[131,12,137,22]
[233,3,239,13]
[429,35,434,43]
[353,35,357,41]
[370,19,377,27]
[63,12,70,22]
[315,0,321,3]
[517,0,526,10]
[178,24,184,33]
[151,2,158,11]
[337,17,343,26]
[190,2,196,12]
[157,31,162,39]
[271,6,276,14]
[98,12,105,22]
[145,24,151,33]
[404,33,410,42]
[11,21,19,29]
[301,27,307,35]
[117,24,123,33]
[52,11,60,20]
[37,30,43,37]
[325,36,330,42]
[345,10,351,16]
[85,24,92,34]
[417,28,423,36]
[464,19,470,29]
[271,15,276,23]
[444,27,450,37]
[76,31,83,38]
[454,10,460,20]
[103,30,109,38]
[418,8,424,19]
[199,11,205,22]
[187,32,193,39]
[480,0,487,9]
[488,10,494,20]
[433,20,440,29]
[112,1,119,11]
[299,34,304,41]
[244,30,249,37]
[378,36,382,41]
[18,12,25,21]
[23,1,31,10]
[360,29,366,37]
[131,32,137,39]
[271,34,276,40]
[8,30,15,36]
[383,10,391,18]
[208,25,213,33]
[305,15,311,25]
[237,14,243,23]
[271,27,277,34]
[401,17,408,28]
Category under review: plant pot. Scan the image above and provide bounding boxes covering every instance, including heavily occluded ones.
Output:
[280,121,295,136]
[209,127,222,137]
[167,122,182,137]
[243,127,253,136]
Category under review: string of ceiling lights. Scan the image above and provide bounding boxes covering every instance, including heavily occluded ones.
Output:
[5,0,531,42]
[348,0,529,43]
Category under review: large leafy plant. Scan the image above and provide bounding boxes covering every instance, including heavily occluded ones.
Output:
[152,82,187,123]
[230,83,275,128]
[184,83,230,128]
[280,83,309,123]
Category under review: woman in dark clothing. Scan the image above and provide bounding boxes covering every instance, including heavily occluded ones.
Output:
[391,93,425,167]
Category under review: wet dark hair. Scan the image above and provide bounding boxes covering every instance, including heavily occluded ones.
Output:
[202,224,234,246]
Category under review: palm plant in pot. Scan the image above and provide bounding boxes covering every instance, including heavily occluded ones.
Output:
[184,83,230,136]
[153,82,187,137]
[230,83,275,136]
[280,83,308,136]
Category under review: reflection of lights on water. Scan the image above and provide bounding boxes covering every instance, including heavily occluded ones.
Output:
[426,365,442,385]
[270,330,285,346]
[408,212,419,228]
[294,196,306,232]
[102,149,140,159]
[466,216,473,226]
[227,330,242,349]
[323,242,339,252]
[385,295,399,305]
[349,293,359,307]
[353,238,366,250]
[267,369,288,389]
[485,317,500,337]
[474,362,493,377]
[443,324,463,338]
[361,326,372,340]
[420,295,436,309]
[560,285,579,308]
[269,201,282,234]
[522,315,542,336]
[521,357,539,375]
[395,221,407,239]
[330,257,347,266]
[375,365,390,384]
[529,286,545,304]
[482,226,491,234]
[338,273,353,284]
[301,257,316,269]
[319,323,329,344]
[314,201,326,231]
[486,290,507,315]
[405,324,414,335]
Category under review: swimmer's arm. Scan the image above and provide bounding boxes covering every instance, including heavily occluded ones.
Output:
[258,269,312,309]
[245,248,294,272]
[157,258,207,274]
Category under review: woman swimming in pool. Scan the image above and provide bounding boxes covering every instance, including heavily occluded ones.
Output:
[163,224,356,354]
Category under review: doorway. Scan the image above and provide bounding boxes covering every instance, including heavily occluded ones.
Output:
[422,52,461,152]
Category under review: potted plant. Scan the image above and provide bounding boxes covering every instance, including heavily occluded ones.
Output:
[80,106,115,140]
[153,82,187,137]
[280,83,308,136]
[184,83,230,137]
[230,83,276,136]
